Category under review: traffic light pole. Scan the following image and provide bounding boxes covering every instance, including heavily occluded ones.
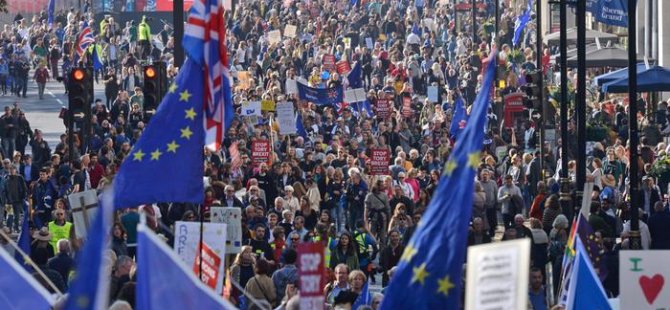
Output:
[575,0,586,215]
[472,0,477,45]
[174,0,185,67]
[558,0,572,220]
[628,0,641,250]
[536,0,544,175]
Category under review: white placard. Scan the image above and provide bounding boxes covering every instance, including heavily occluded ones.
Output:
[427,86,439,103]
[465,239,531,310]
[268,30,282,45]
[173,221,227,294]
[223,0,231,10]
[210,207,242,254]
[344,88,367,103]
[285,25,297,38]
[68,190,99,239]
[620,251,670,309]
[242,101,262,116]
[276,101,296,135]
[365,37,374,49]
[286,78,298,94]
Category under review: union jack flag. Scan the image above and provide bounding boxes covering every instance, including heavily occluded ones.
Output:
[183,0,234,151]
[76,22,95,56]
[335,101,349,114]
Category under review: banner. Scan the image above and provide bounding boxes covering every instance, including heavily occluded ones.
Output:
[297,82,344,106]
[620,250,670,309]
[593,0,629,27]
[174,221,227,294]
[276,102,297,135]
[210,207,243,254]
[336,61,351,75]
[251,140,272,167]
[297,243,325,310]
[369,148,390,175]
[375,99,392,119]
[241,101,262,116]
[322,54,336,71]
[192,241,222,290]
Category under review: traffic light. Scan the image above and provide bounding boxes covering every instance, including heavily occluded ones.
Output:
[67,67,93,128]
[142,62,168,118]
[521,71,543,109]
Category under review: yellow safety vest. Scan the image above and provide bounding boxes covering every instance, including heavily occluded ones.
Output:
[48,221,72,249]
[314,236,332,265]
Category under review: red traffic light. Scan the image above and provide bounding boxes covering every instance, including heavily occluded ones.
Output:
[145,66,156,78]
[72,69,85,81]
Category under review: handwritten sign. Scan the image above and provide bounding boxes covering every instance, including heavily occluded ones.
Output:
[284,24,297,38]
[465,239,530,310]
[268,30,282,45]
[251,139,272,167]
[192,241,222,289]
[322,54,336,72]
[276,101,296,135]
[369,148,390,175]
[620,251,670,309]
[286,78,298,95]
[174,221,227,294]
[375,99,392,119]
[210,207,242,254]
[298,243,325,310]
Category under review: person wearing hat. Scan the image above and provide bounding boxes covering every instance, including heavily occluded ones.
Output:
[48,208,72,250]
[32,226,55,259]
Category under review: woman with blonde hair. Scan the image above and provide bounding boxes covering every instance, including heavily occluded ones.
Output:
[230,245,255,306]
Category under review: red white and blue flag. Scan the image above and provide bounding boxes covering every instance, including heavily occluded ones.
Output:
[76,22,95,56]
[183,0,234,151]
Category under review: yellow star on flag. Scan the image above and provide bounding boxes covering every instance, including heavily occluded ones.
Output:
[437,275,455,297]
[401,244,418,262]
[185,108,197,120]
[467,151,481,168]
[179,89,192,102]
[180,126,193,139]
[151,149,162,161]
[167,140,180,153]
[133,150,145,161]
[444,160,458,175]
[411,263,430,285]
[168,83,178,93]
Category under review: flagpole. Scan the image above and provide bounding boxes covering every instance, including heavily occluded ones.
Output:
[0,229,64,296]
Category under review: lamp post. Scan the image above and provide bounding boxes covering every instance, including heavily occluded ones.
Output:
[472,0,478,44]
[536,0,544,174]
[558,0,571,220]
[628,0,641,250]
[575,0,586,214]
[174,0,185,67]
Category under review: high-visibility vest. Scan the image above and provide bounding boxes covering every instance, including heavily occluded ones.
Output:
[48,221,72,249]
[354,232,368,258]
[314,236,333,265]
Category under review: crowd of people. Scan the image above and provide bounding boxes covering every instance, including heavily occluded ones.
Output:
[1,0,670,309]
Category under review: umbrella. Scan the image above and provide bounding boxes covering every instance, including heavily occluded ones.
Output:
[565,47,648,68]
[593,63,649,86]
[550,44,599,64]
[602,66,670,93]
[544,27,618,45]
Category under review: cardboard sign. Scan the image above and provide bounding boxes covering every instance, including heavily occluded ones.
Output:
[465,239,531,310]
[242,101,262,116]
[344,88,367,104]
[620,251,670,309]
[210,207,242,254]
[336,61,351,75]
[427,86,439,103]
[192,241,222,290]
[402,97,413,118]
[251,139,272,167]
[237,71,252,90]
[174,221,227,294]
[322,54,336,71]
[69,190,99,239]
[286,79,299,95]
[298,243,325,310]
[276,101,296,135]
[261,99,276,111]
[268,30,282,45]
[284,25,297,38]
[369,148,390,175]
[375,99,392,119]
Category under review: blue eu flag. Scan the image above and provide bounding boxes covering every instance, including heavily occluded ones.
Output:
[0,242,55,309]
[566,237,612,310]
[136,223,236,309]
[15,202,32,271]
[380,52,497,310]
[64,190,114,310]
[113,59,205,209]
[449,96,467,139]
[513,0,532,47]
[296,81,344,106]
[347,61,363,89]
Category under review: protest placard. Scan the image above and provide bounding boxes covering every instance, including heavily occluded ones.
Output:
[69,190,98,239]
[465,239,530,310]
[286,79,298,94]
[322,54,336,71]
[342,37,351,49]
[402,96,413,118]
[237,71,251,90]
[336,61,351,75]
[276,101,296,135]
[174,221,227,294]
[261,99,276,111]
[210,207,242,254]
[375,99,392,119]
[251,140,272,167]
[284,24,297,38]
[297,243,325,310]
[620,251,670,309]
[241,101,261,116]
[268,30,282,45]
[192,241,221,289]
[369,148,390,175]
[365,37,374,49]
[427,86,439,103]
